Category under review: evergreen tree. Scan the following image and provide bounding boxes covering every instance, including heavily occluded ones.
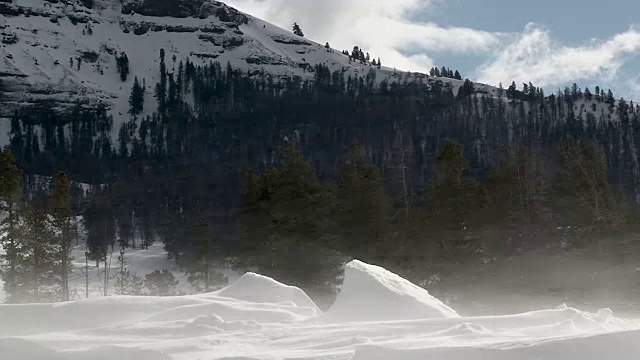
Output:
[84,189,116,264]
[236,144,344,296]
[554,139,612,226]
[118,125,131,157]
[128,76,145,116]
[606,89,615,105]
[9,115,24,165]
[292,22,304,37]
[179,216,227,293]
[351,46,360,61]
[49,172,73,301]
[116,52,130,82]
[20,202,57,302]
[114,250,144,295]
[145,270,179,296]
[155,49,167,116]
[335,143,391,262]
[487,146,550,226]
[507,81,518,99]
[0,149,24,303]
[426,141,487,252]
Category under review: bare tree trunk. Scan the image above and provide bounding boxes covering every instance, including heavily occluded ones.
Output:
[401,148,410,220]
[204,256,210,292]
[131,213,136,249]
[104,251,113,297]
[61,230,70,302]
[104,258,108,297]
[85,251,89,299]
[7,204,16,300]
[119,249,125,295]
[398,131,410,220]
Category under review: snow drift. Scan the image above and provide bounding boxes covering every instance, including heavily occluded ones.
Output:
[351,329,640,360]
[319,259,459,322]
[216,272,321,313]
[2,259,640,360]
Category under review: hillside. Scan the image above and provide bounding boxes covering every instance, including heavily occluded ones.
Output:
[0,0,477,141]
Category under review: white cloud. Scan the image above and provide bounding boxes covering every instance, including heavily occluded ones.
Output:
[476,24,640,89]
[627,75,640,100]
[223,1,640,98]
[224,0,502,71]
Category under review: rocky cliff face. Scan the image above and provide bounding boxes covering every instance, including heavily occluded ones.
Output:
[0,0,468,142]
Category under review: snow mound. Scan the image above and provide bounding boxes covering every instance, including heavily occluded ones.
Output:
[217,272,321,313]
[433,323,493,337]
[143,298,315,324]
[320,260,459,322]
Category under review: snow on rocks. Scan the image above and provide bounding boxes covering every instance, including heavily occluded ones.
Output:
[216,272,321,313]
[319,259,460,323]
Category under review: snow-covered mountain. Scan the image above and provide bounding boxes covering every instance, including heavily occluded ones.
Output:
[2,0,632,145]
[0,0,476,138]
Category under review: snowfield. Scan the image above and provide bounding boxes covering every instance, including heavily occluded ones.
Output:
[2,259,640,360]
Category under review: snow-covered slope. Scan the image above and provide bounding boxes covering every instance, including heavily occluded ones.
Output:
[1,259,640,360]
[1,0,634,149]
[0,240,237,303]
[0,0,421,132]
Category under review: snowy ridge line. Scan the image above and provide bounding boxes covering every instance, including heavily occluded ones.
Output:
[0,0,476,145]
[1,0,635,150]
[1,259,639,360]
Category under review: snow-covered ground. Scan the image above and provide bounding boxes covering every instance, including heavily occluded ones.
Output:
[2,259,640,360]
[0,239,239,302]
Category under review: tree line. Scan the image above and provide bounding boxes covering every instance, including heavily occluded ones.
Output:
[234,135,636,294]
[3,48,640,301]
[0,151,74,303]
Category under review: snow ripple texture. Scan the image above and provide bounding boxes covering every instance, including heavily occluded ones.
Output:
[1,259,640,360]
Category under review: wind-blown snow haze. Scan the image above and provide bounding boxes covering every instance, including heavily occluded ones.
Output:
[2,260,640,360]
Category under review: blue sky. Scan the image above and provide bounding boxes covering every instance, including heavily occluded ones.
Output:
[227,0,640,99]
[420,0,640,98]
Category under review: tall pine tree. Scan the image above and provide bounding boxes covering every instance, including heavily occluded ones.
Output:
[0,149,24,303]
[128,76,145,116]
[335,143,391,262]
[49,172,73,301]
[292,22,304,37]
